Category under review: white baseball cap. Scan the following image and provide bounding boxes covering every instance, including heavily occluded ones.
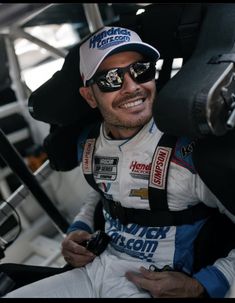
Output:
[79,26,160,85]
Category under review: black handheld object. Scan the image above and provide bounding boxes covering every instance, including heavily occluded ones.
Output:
[81,230,110,256]
[149,264,174,272]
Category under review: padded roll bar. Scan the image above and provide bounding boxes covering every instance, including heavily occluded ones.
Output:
[0,128,69,234]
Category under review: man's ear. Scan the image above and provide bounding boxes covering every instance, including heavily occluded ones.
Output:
[79,86,97,108]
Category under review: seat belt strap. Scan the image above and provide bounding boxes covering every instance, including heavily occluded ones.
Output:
[148,134,177,211]
[101,197,215,226]
[82,123,102,194]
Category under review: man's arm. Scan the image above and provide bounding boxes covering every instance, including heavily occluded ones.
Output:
[67,189,101,234]
[61,169,101,267]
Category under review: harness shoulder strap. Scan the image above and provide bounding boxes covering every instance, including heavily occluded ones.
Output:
[81,122,102,193]
[148,134,177,211]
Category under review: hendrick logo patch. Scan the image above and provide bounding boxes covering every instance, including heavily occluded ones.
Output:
[82,139,96,174]
[89,27,131,50]
[149,147,171,189]
[129,161,151,180]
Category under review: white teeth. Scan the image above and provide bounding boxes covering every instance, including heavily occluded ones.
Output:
[121,100,143,109]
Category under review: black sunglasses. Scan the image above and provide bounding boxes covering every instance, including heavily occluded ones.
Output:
[86,61,156,92]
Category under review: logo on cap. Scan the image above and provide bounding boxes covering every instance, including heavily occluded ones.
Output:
[89,27,131,50]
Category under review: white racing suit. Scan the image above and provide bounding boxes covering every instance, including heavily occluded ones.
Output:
[5,118,235,298]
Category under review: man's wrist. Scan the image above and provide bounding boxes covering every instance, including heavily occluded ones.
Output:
[191,278,208,297]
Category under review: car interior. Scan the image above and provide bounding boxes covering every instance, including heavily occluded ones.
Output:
[0,3,235,297]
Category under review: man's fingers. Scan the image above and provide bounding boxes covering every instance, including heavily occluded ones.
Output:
[61,239,94,257]
[139,266,160,279]
[139,266,173,280]
[64,251,95,267]
[64,255,72,264]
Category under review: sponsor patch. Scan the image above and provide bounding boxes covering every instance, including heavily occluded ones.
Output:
[89,27,131,50]
[105,215,171,262]
[149,147,171,189]
[129,188,148,200]
[172,137,196,173]
[129,161,151,180]
[94,156,118,180]
[181,140,196,158]
[82,139,96,174]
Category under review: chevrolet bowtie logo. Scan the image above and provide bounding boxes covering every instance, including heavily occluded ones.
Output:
[129,188,148,200]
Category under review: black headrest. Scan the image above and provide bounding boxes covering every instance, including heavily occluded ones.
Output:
[153,3,235,138]
[28,43,102,126]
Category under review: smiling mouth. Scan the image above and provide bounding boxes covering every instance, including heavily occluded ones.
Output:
[119,99,144,109]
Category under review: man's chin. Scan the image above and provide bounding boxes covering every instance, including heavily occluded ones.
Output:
[117,116,152,130]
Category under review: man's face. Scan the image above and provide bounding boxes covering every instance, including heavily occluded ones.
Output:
[80,51,156,138]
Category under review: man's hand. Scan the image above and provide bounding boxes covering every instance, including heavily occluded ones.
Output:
[125,266,205,298]
[61,230,96,268]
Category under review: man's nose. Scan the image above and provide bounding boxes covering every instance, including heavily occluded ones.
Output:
[120,72,140,93]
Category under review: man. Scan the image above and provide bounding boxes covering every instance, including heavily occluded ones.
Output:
[5,26,235,298]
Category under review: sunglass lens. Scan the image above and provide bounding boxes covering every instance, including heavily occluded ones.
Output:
[96,68,123,92]
[131,62,156,83]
